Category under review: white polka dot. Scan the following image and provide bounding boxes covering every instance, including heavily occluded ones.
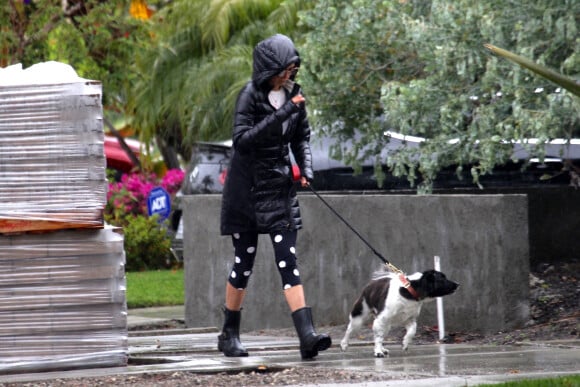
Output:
[243,271,251,276]
[238,288,244,290]
[284,284,292,290]
[290,246,296,254]
[274,235,283,243]
[247,246,256,254]
[293,269,300,276]
[233,233,240,239]
[235,256,241,264]
[278,260,287,268]
[230,271,237,278]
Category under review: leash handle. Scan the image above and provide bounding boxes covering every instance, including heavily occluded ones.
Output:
[307,185,401,271]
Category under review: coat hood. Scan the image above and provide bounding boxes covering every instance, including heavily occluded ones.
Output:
[252,34,300,88]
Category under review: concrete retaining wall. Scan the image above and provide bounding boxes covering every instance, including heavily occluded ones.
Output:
[183,194,530,334]
[433,187,580,268]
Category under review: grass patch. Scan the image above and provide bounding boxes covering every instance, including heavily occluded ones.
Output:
[126,269,184,309]
[479,375,580,387]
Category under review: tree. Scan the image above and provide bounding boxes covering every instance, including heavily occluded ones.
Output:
[1,0,148,114]
[300,0,579,192]
[129,0,312,165]
[1,0,59,68]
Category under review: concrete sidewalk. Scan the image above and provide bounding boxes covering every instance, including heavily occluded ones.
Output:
[1,306,578,386]
[126,305,187,329]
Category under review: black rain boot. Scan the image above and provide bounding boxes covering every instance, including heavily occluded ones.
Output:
[291,307,332,360]
[217,307,248,357]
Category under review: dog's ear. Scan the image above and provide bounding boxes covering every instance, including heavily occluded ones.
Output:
[424,269,449,279]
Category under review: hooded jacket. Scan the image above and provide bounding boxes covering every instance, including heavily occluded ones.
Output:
[220,34,313,235]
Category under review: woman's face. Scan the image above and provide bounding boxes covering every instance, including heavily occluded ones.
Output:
[270,64,298,89]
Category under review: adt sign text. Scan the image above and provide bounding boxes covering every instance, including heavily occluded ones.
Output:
[147,187,171,221]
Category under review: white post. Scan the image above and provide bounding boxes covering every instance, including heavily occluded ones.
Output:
[434,255,445,342]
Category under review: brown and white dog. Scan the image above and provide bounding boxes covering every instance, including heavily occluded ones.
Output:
[340,270,459,357]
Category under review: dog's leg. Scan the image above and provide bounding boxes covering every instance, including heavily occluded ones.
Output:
[402,320,417,351]
[340,307,369,351]
[340,317,356,351]
[372,315,390,358]
[341,298,371,351]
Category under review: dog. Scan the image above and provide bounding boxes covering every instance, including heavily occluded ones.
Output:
[340,270,459,357]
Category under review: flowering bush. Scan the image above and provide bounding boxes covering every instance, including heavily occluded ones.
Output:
[104,169,184,271]
[105,169,184,227]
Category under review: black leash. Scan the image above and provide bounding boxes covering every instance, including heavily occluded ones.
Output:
[307,185,403,273]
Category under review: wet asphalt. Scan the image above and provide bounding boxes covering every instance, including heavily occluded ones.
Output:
[1,306,578,387]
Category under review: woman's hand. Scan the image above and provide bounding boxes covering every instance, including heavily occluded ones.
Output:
[300,176,309,188]
[291,94,305,107]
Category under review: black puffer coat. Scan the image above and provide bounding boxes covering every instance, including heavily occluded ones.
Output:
[220,34,313,235]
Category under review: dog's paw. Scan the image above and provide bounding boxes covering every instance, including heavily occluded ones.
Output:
[374,347,389,357]
[402,344,409,351]
[340,341,348,352]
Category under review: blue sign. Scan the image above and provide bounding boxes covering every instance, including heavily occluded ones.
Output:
[147,187,171,221]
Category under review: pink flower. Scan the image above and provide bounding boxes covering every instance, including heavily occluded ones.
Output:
[105,169,184,223]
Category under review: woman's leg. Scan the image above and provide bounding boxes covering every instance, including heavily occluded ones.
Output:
[284,284,306,312]
[269,230,304,311]
[269,230,331,359]
[224,232,258,309]
[225,282,246,311]
[219,232,258,357]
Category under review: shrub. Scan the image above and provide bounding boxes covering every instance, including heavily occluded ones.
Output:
[123,214,172,271]
[105,169,184,271]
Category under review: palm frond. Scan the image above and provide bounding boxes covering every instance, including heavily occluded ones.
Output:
[484,43,580,96]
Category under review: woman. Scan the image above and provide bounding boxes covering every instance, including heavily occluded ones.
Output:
[219,34,331,360]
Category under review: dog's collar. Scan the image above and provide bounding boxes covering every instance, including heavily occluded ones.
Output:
[399,273,420,300]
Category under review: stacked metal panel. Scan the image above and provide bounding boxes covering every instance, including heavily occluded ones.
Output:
[0,62,127,373]
[0,63,107,232]
[0,228,127,373]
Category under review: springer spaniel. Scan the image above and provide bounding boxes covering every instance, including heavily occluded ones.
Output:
[340,270,459,357]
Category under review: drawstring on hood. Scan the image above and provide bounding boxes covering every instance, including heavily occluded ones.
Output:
[252,34,300,88]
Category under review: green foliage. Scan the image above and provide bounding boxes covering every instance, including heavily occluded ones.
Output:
[300,0,429,173]
[0,0,61,67]
[0,1,150,116]
[126,269,185,308]
[301,0,426,133]
[47,1,149,112]
[300,0,580,193]
[477,375,580,387]
[123,215,172,272]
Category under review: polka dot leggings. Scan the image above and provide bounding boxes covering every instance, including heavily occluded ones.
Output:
[228,230,302,290]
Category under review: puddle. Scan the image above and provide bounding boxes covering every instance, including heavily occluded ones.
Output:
[128,355,187,365]
[128,354,288,374]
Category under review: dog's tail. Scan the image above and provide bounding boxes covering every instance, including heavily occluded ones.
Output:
[371,269,397,281]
